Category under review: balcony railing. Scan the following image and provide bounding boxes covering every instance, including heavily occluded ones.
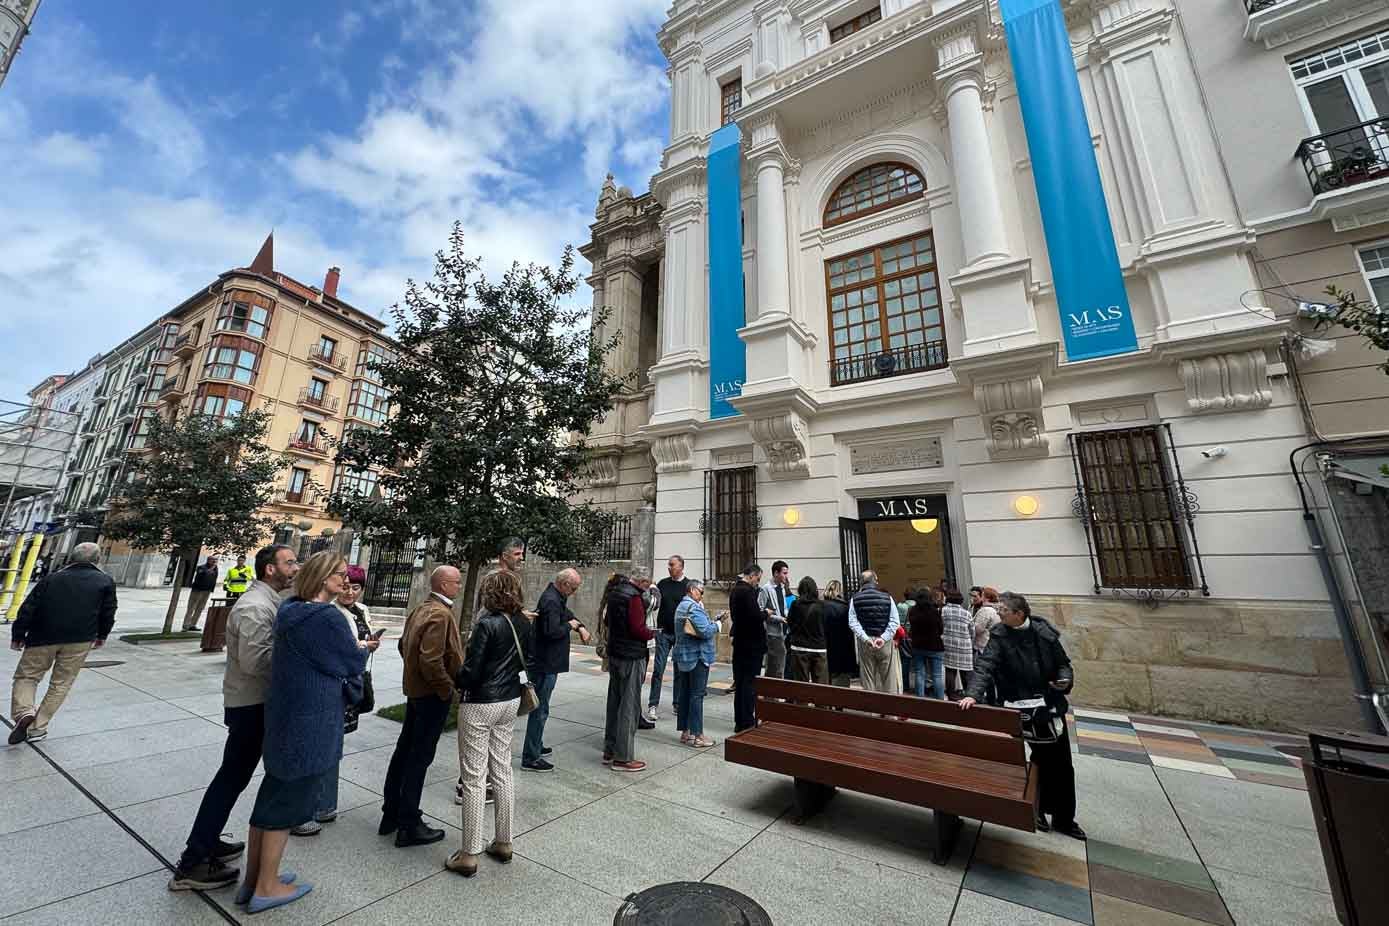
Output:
[308,345,346,372]
[1296,118,1389,196]
[276,487,316,507]
[830,340,948,387]
[297,387,340,412]
[1243,0,1284,12]
[158,375,183,402]
[172,333,198,359]
[287,436,328,456]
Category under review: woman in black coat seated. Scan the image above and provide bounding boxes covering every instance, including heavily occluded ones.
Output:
[959,591,1085,841]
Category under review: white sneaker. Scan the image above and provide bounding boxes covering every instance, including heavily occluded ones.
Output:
[645,706,659,723]
[290,820,321,837]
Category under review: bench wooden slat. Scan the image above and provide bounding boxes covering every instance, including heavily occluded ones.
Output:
[728,725,1036,832]
[756,698,1025,766]
[755,677,1022,736]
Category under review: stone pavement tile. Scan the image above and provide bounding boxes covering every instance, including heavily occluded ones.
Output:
[1155,767,1316,830]
[1081,745,1152,766]
[0,771,100,835]
[166,693,228,718]
[1073,756,1199,862]
[342,714,411,755]
[1091,893,1214,926]
[3,871,226,926]
[1087,865,1229,926]
[341,740,461,794]
[69,742,239,808]
[979,820,1087,863]
[13,685,161,713]
[1207,866,1337,926]
[545,694,611,730]
[334,861,618,926]
[708,828,957,926]
[1176,810,1329,893]
[962,862,1093,924]
[0,741,60,783]
[767,789,978,882]
[1231,768,1307,790]
[1085,841,1212,891]
[515,788,758,898]
[973,834,1089,889]
[35,716,228,770]
[950,887,1088,925]
[506,715,605,752]
[1149,755,1236,778]
[0,813,164,917]
[632,742,792,828]
[37,700,198,740]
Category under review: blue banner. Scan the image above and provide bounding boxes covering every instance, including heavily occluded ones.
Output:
[1001,0,1138,361]
[707,123,746,419]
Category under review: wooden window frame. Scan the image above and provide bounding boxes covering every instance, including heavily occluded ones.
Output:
[194,382,252,422]
[720,78,743,127]
[202,335,262,386]
[823,162,925,227]
[216,297,272,340]
[829,6,883,44]
[824,231,947,386]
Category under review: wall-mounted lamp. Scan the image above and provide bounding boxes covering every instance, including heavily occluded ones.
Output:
[1013,495,1040,517]
[782,507,802,527]
[910,518,939,534]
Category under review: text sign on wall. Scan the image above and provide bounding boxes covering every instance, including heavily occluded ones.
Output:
[707,123,747,419]
[858,494,949,521]
[1000,0,1139,362]
[850,437,944,476]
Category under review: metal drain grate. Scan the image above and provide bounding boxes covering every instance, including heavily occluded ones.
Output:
[613,883,772,926]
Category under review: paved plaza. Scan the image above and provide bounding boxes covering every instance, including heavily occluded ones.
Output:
[0,590,1339,925]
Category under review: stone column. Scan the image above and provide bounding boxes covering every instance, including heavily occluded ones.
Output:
[754,149,791,319]
[632,496,656,579]
[936,30,1009,266]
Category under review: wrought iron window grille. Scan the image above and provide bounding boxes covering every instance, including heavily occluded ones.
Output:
[700,467,761,584]
[1068,424,1210,609]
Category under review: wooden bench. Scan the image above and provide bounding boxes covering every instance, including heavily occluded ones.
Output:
[725,677,1037,864]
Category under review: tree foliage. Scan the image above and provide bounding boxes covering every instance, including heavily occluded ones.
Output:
[329,223,628,622]
[104,409,288,632]
[1322,284,1389,375]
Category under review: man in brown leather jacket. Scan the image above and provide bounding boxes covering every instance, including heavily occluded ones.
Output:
[380,565,465,847]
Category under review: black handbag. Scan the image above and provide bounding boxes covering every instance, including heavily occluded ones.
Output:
[1006,697,1063,744]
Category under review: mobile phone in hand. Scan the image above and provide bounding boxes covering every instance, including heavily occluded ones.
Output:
[372,628,388,640]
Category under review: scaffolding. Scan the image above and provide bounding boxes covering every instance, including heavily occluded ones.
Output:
[0,398,80,618]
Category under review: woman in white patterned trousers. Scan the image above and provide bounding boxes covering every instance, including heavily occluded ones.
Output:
[448,569,529,877]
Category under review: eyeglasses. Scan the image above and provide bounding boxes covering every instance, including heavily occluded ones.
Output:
[331,570,349,579]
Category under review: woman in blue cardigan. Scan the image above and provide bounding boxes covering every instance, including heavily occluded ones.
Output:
[672,579,721,748]
[238,552,366,914]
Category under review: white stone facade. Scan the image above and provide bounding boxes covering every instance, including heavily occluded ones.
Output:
[0,0,40,90]
[579,0,1389,727]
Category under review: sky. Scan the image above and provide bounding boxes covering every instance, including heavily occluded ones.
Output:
[0,0,671,402]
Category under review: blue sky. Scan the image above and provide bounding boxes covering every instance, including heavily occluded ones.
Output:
[0,0,670,401]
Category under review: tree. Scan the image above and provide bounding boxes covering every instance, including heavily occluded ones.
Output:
[1321,285,1389,375]
[104,409,289,633]
[329,223,627,629]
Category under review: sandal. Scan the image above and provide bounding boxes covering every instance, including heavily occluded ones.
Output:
[692,736,717,748]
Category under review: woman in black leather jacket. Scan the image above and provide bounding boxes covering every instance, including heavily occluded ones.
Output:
[959,592,1085,841]
[447,569,529,877]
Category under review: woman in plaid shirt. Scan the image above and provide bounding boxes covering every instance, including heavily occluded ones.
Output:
[941,588,974,698]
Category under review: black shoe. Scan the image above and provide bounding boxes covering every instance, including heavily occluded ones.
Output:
[7,715,34,746]
[377,817,398,836]
[214,836,245,863]
[522,759,555,772]
[168,858,239,891]
[541,746,553,756]
[637,718,656,730]
[1034,813,1051,833]
[1055,821,1087,841]
[394,823,445,847]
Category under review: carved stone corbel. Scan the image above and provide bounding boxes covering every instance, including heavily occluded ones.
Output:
[584,451,621,488]
[1177,349,1273,415]
[749,410,810,480]
[651,433,694,474]
[974,375,1049,458]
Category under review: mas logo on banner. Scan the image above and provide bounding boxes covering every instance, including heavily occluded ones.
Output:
[707,123,746,419]
[1000,0,1138,362]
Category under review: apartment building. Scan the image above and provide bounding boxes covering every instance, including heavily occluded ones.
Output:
[577,0,1389,729]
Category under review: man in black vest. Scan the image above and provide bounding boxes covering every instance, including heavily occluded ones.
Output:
[729,564,766,732]
[602,569,653,772]
[848,570,902,695]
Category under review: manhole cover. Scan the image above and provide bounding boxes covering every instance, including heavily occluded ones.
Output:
[83,660,124,668]
[614,883,771,926]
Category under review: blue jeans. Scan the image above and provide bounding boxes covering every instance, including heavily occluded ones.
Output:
[522,671,558,765]
[648,631,674,708]
[675,663,710,737]
[914,651,946,700]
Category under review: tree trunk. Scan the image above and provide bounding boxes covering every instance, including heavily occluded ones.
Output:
[460,554,485,641]
[162,552,188,635]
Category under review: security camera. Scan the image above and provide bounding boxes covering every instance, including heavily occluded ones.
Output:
[1200,446,1229,459]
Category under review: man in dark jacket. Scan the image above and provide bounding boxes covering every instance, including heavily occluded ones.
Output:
[8,542,117,745]
[729,564,766,732]
[647,555,690,722]
[602,569,653,772]
[960,592,1084,840]
[521,568,589,772]
[183,555,219,631]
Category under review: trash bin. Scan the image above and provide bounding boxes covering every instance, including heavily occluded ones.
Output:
[200,599,233,652]
[1300,729,1389,926]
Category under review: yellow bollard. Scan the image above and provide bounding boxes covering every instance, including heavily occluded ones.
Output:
[0,532,30,619]
[4,533,45,623]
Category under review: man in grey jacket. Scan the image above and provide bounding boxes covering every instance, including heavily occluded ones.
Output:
[760,560,792,679]
[169,544,299,892]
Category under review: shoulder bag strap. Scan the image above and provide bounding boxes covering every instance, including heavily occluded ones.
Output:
[502,614,527,676]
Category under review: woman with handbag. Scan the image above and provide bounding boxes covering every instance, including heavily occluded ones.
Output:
[293,565,382,836]
[238,552,366,914]
[959,592,1085,841]
[786,577,829,684]
[672,579,720,748]
[447,568,534,877]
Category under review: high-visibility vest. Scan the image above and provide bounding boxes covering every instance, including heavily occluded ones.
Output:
[224,565,253,594]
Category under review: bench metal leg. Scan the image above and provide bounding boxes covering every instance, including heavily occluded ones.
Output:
[791,778,836,824]
[932,810,962,865]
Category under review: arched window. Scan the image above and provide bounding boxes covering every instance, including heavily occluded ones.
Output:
[823,162,925,226]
